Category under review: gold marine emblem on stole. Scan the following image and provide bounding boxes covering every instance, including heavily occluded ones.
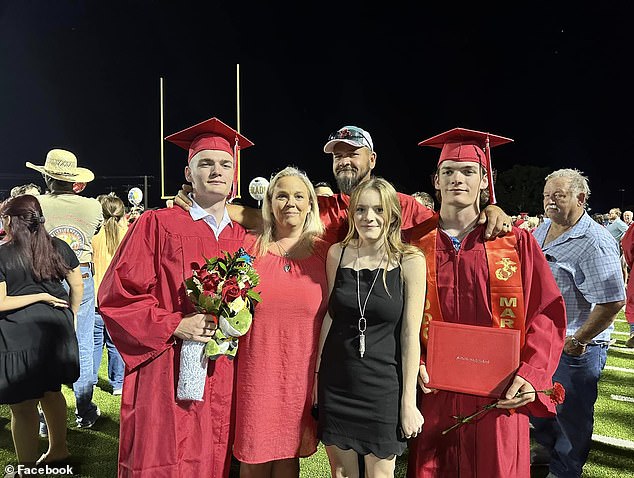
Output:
[494,257,517,281]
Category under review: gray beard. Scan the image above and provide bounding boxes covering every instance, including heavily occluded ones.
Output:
[336,175,361,196]
[335,171,366,196]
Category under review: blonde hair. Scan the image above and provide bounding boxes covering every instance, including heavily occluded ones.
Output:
[342,177,422,288]
[97,193,127,256]
[10,183,42,198]
[254,166,324,256]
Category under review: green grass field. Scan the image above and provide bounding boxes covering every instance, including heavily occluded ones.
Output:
[1,313,632,477]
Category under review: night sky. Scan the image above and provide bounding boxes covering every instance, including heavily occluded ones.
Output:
[1,1,632,213]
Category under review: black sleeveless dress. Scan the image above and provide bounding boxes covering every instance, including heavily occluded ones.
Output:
[318,254,406,458]
[0,238,80,404]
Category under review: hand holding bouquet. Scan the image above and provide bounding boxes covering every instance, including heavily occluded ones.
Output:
[177,247,261,401]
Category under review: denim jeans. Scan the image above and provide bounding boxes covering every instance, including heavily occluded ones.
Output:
[68,265,99,426]
[93,311,125,391]
[530,344,608,478]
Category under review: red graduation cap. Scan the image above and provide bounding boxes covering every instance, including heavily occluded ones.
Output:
[418,127,513,205]
[165,117,254,200]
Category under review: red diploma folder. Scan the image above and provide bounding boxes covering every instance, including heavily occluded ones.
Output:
[425,321,521,398]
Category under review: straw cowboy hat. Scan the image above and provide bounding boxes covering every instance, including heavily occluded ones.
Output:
[26,149,95,183]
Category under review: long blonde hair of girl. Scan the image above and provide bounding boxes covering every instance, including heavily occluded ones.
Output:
[98,193,126,256]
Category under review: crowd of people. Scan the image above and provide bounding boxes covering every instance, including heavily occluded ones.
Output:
[0,118,631,478]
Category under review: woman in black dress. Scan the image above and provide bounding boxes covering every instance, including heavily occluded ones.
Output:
[315,178,427,478]
[0,195,82,465]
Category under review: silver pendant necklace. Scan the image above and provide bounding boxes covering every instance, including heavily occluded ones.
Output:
[355,247,386,358]
[276,241,292,272]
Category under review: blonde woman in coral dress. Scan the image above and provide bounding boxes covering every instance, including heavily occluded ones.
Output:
[233,166,329,478]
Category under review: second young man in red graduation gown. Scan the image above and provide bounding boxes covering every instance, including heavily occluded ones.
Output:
[407,128,567,478]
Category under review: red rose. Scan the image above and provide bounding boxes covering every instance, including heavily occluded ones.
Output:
[202,279,216,293]
[197,267,210,281]
[221,277,241,303]
[201,272,222,292]
[549,382,566,404]
[208,272,221,289]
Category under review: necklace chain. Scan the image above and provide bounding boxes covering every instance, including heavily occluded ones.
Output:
[275,241,291,272]
[276,241,290,257]
[355,247,386,358]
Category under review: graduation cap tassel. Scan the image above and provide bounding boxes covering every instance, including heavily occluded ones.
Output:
[484,134,497,205]
[229,136,240,202]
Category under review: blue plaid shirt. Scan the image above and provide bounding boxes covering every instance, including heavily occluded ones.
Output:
[533,211,625,343]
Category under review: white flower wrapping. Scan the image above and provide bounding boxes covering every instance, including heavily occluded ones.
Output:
[176,340,208,401]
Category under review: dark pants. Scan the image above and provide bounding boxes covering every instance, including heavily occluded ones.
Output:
[530,344,608,478]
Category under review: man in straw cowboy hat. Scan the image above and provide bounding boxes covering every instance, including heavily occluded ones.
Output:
[26,149,104,431]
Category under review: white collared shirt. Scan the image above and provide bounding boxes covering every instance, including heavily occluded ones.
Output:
[187,194,233,239]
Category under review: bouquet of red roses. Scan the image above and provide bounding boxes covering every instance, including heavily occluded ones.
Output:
[185,247,261,358]
[177,247,261,401]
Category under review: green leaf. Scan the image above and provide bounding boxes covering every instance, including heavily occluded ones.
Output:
[198,293,218,313]
[184,277,197,290]
[245,269,260,287]
[247,289,262,303]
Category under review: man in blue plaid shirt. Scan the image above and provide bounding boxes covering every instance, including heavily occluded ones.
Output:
[530,168,626,478]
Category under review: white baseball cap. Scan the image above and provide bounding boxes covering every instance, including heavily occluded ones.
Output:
[323,126,374,153]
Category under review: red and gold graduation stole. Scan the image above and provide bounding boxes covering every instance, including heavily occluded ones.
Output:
[412,215,527,349]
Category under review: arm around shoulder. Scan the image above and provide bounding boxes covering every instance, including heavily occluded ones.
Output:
[227,203,263,232]
[480,204,512,240]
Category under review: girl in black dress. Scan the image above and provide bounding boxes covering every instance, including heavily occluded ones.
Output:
[315,178,426,478]
[0,195,83,465]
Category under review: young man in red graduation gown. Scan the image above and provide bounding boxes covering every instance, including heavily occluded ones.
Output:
[407,128,567,478]
[99,117,253,478]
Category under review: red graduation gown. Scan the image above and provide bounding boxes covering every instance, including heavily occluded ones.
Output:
[407,226,566,478]
[622,225,634,324]
[318,192,433,245]
[99,207,246,478]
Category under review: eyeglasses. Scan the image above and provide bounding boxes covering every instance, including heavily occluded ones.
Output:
[543,191,569,201]
[328,128,372,149]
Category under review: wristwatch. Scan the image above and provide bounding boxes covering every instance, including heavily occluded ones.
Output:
[568,336,588,348]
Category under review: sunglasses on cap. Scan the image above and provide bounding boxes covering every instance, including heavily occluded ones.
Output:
[327,128,372,148]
